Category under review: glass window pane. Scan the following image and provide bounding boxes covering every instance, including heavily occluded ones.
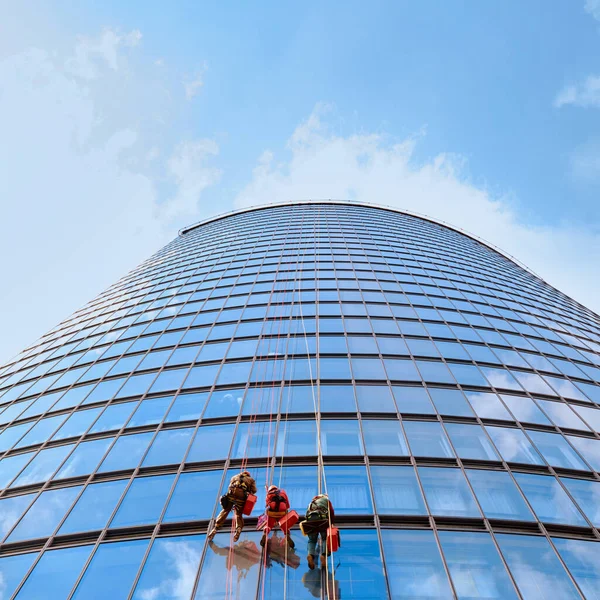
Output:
[381,529,453,599]
[12,444,75,487]
[232,421,274,459]
[465,391,512,421]
[466,470,534,521]
[15,544,93,600]
[371,465,426,515]
[537,399,588,430]
[71,539,150,599]
[51,407,103,441]
[83,378,124,405]
[416,361,456,385]
[561,477,600,526]
[115,372,156,399]
[164,471,224,522]
[276,420,317,457]
[280,386,314,414]
[148,368,188,395]
[142,427,194,467]
[59,479,129,535]
[15,414,68,448]
[165,392,208,423]
[0,452,34,488]
[321,419,363,455]
[55,437,114,480]
[553,537,600,600]
[445,423,500,460]
[485,427,544,465]
[527,430,588,470]
[320,357,352,380]
[326,530,389,600]
[383,358,421,382]
[132,534,205,600]
[319,385,356,413]
[241,387,279,416]
[0,422,33,453]
[203,388,244,419]
[501,395,551,426]
[216,361,253,386]
[0,552,38,599]
[0,492,36,540]
[355,385,396,413]
[195,531,261,599]
[448,363,489,387]
[110,474,175,528]
[8,485,81,542]
[89,401,137,434]
[362,419,408,456]
[182,364,221,390]
[404,421,455,458]
[322,465,372,514]
[418,467,481,517]
[127,396,173,427]
[438,531,518,599]
[392,386,436,414]
[271,465,318,517]
[496,534,580,599]
[514,473,587,526]
[187,424,235,462]
[567,435,600,470]
[428,388,474,417]
[572,404,600,432]
[97,432,154,473]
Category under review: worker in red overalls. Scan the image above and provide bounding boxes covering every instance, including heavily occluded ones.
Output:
[260,485,295,548]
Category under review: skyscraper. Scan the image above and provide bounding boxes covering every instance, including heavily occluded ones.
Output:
[0,201,599,599]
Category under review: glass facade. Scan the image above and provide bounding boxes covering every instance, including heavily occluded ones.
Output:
[0,201,599,599]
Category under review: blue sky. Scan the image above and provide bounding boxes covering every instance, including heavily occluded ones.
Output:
[1,1,599,363]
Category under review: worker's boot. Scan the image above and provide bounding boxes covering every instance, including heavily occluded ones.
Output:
[207,528,217,541]
[286,533,295,549]
[320,554,327,569]
[260,532,267,547]
[307,554,315,570]
[233,528,242,542]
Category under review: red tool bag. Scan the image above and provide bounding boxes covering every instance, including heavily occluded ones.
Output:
[326,526,341,553]
[278,510,299,534]
[243,494,257,516]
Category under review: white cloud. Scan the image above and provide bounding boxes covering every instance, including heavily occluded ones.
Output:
[0,27,221,365]
[585,0,600,21]
[184,62,208,100]
[235,105,600,315]
[65,28,142,79]
[569,140,600,181]
[162,140,222,219]
[555,75,600,108]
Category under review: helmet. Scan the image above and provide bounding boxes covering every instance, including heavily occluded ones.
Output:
[268,485,278,492]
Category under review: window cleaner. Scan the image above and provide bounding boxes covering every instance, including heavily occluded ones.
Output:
[258,484,298,548]
[299,493,338,570]
[208,470,257,542]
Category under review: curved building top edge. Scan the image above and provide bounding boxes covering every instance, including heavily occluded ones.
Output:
[180,199,541,279]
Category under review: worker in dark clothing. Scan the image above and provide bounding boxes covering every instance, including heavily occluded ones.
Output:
[301,494,335,570]
[260,484,295,548]
[208,470,257,542]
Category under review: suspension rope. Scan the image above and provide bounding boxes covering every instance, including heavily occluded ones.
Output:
[295,215,338,600]
[228,235,294,600]
[259,240,304,600]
